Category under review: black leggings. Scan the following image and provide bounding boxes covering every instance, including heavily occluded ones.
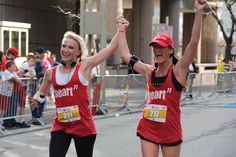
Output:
[50,130,96,157]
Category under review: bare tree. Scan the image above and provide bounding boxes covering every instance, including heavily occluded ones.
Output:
[52,1,80,33]
[206,0,236,63]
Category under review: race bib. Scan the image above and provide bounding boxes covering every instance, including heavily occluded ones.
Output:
[57,105,81,122]
[144,104,167,123]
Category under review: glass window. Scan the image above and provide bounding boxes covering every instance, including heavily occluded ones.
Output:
[21,32,26,57]
[3,30,9,52]
[12,31,19,49]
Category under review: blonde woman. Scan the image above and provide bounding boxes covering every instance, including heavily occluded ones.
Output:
[29,31,119,157]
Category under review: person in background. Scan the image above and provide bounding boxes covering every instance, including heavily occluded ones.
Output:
[17,53,37,127]
[0,50,4,80]
[35,47,47,81]
[47,53,59,102]
[1,47,18,71]
[50,54,59,68]
[117,0,205,156]
[2,47,22,129]
[187,59,199,99]
[20,53,37,78]
[90,51,99,83]
[39,49,53,101]
[41,49,51,71]
[47,50,53,63]
[230,56,236,72]
[1,61,23,129]
[28,30,119,157]
[0,50,6,132]
[90,51,101,115]
[35,47,54,104]
[216,57,225,91]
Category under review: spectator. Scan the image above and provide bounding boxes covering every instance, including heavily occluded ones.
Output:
[50,54,59,68]
[2,47,22,129]
[42,50,51,71]
[187,59,198,99]
[0,50,4,83]
[47,50,53,63]
[0,50,6,131]
[2,61,22,129]
[20,53,36,79]
[47,53,59,102]
[230,56,236,71]
[90,51,101,115]
[1,47,18,71]
[217,58,225,91]
[35,47,53,103]
[35,47,47,81]
[17,53,37,127]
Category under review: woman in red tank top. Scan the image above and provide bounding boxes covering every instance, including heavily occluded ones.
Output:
[28,29,120,157]
[117,0,206,156]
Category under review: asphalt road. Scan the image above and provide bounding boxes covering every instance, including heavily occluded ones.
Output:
[0,96,236,157]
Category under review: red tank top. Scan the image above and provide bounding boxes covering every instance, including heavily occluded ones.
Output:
[51,64,96,137]
[137,65,182,144]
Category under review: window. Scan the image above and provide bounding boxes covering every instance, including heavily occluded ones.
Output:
[3,30,9,51]
[12,31,19,49]
[21,32,26,57]
[0,21,31,57]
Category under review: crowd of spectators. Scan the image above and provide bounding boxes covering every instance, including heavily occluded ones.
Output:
[0,47,58,131]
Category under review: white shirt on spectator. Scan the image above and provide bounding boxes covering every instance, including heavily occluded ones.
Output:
[0,70,19,96]
[21,62,36,77]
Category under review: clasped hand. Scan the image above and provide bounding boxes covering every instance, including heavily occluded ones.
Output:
[116,15,129,31]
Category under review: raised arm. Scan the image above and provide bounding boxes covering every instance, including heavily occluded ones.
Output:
[80,31,119,79]
[174,0,206,85]
[117,16,152,79]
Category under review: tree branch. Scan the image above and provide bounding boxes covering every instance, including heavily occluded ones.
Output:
[52,5,80,20]
[208,1,229,43]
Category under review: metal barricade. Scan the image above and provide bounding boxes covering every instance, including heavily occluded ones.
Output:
[1,71,236,135]
[92,74,146,115]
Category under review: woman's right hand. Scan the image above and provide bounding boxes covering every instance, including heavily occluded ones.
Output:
[195,0,207,13]
[28,96,39,109]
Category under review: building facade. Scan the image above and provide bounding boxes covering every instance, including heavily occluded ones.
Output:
[0,0,234,65]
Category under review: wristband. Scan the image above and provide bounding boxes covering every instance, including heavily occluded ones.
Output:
[119,29,126,33]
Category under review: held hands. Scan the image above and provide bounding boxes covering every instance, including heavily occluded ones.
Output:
[28,96,39,109]
[116,15,129,32]
[195,0,207,13]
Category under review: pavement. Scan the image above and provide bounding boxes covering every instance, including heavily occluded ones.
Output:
[0,87,236,138]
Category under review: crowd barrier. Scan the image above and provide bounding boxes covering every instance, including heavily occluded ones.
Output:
[0,71,236,135]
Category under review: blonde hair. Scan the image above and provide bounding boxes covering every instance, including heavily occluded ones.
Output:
[63,31,88,61]
[27,53,36,60]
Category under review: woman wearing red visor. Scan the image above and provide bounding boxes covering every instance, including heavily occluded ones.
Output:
[117,0,206,156]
